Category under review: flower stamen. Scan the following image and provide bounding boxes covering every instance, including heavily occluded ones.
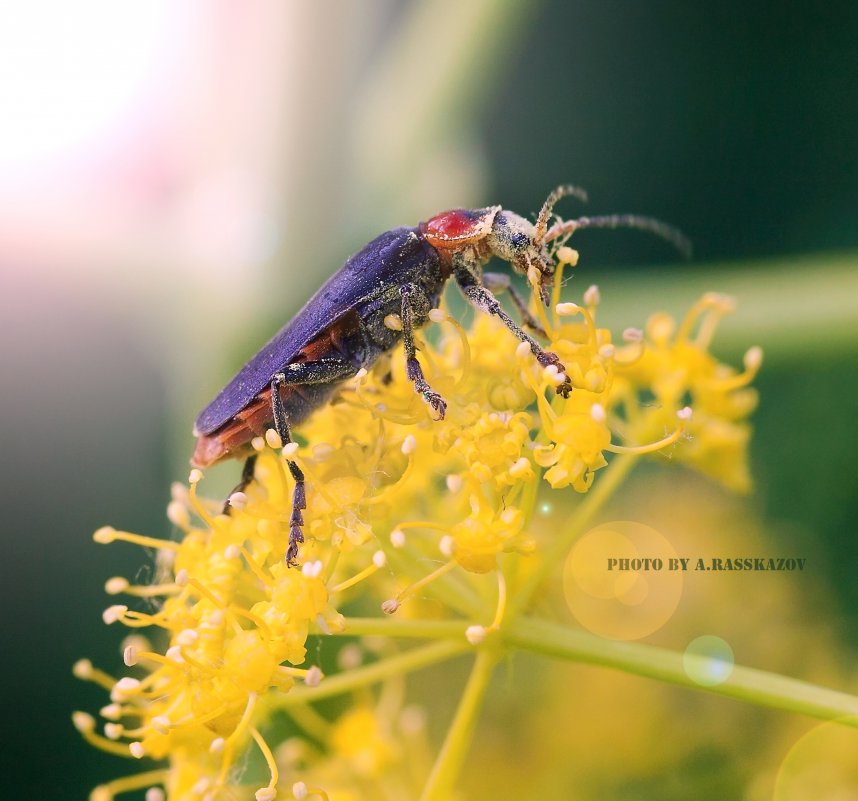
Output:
[215,692,259,789]
[532,290,554,339]
[489,570,508,632]
[555,300,598,346]
[330,551,387,594]
[293,781,331,801]
[93,527,180,552]
[250,726,279,801]
[87,770,168,801]
[118,609,172,629]
[238,546,275,586]
[73,660,116,691]
[188,473,219,529]
[606,407,692,455]
[676,292,736,345]
[385,560,457,613]
[702,346,764,391]
[72,712,139,758]
[431,308,472,388]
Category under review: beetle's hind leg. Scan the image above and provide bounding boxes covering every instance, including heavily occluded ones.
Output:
[255,359,357,566]
[269,373,307,567]
[222,454,258,514]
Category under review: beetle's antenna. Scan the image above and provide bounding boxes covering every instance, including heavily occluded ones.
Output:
[534,184,589,243]
[545,214,693,259]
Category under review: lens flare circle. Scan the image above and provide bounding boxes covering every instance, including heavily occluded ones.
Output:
[683,635,734,686]
[563,521,682,640]
[774,717,858,801]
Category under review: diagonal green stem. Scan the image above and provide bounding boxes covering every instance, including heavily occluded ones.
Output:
[420,649,500,801]
[278,640,468,706]
[339,617,469,639]
[507,617,858,724]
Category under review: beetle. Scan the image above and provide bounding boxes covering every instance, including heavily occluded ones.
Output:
[192,185,688,566]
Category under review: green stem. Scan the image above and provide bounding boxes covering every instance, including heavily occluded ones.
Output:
[519,457,542,531]
[340,617,470,639]
[420,649,500,801]
[511,453,639,615]
[278,640,468,706]
[507,617,858,724]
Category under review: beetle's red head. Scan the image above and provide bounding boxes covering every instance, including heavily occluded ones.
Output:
[487,185,588,305]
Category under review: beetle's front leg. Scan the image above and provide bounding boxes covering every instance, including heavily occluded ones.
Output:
[482,271,548,338]
[400,284,447,420]
[454,258,572,398]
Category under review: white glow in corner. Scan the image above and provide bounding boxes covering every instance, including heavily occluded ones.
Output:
[0,1,173,176]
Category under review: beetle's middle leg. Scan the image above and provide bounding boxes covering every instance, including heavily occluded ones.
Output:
[400,284,447,420]
[267,359,358,565]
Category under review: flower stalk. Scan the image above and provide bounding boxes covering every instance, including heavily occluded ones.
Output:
[420,650,501,801]
[506,618,858,724]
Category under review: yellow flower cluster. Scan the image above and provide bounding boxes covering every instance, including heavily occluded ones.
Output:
[75,255,760,800]
[612,292,760,491]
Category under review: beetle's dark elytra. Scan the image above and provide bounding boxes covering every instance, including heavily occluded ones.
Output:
[194,227,442,437]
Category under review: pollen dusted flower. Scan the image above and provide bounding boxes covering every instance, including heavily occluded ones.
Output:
[76,254,759,800]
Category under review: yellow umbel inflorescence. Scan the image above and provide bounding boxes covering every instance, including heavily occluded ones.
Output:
[75,257,760,800]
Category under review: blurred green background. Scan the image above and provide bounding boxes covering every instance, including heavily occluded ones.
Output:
[2,1,857,798]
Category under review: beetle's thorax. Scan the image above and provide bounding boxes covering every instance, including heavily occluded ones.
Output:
[419,206,500,266]
[419,206,547,273]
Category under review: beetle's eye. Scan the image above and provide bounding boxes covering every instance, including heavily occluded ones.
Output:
[510,232,529,250]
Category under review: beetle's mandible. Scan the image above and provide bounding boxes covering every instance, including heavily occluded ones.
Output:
[192,185,689,566]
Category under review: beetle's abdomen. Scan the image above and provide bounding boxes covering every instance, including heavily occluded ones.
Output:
[192,313,372,468]
[192,386,274,467]
[191,381,338,467]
